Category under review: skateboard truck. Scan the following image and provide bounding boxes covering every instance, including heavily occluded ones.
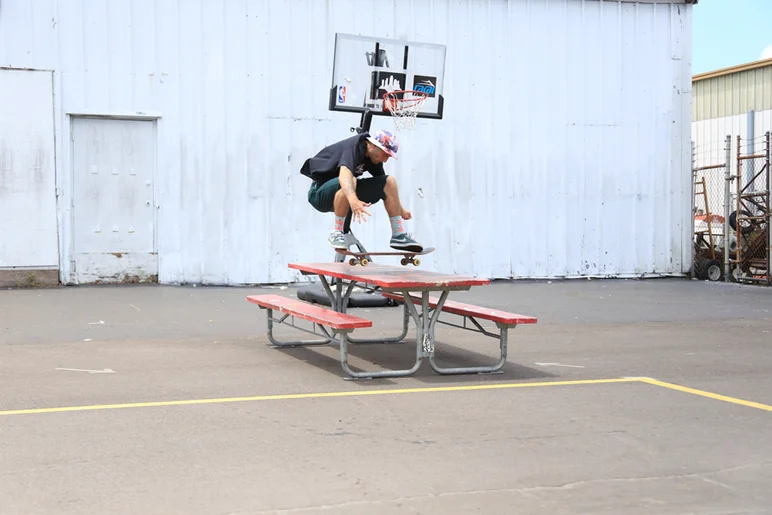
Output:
[336,247,434,267]
[350,255,419,267]
[333,210,373,264]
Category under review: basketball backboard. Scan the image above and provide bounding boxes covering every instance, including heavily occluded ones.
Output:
[329,33,446,121]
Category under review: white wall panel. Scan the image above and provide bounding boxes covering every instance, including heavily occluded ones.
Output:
[0,69,59,268]
[0,0,695,284]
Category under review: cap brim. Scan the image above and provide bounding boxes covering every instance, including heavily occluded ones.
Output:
[367,136,398,159]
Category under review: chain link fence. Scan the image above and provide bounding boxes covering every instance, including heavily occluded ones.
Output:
[731,133,771,285]
[692,136,732,281]
[692,132,771,285]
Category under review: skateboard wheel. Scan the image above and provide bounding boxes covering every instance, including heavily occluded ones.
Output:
[349,258,356,266]
[361,258,369,266]
[414,258,421,266]
[400,258,408,266]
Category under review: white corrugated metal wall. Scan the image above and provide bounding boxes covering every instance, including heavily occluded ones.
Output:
[0,0,694,285]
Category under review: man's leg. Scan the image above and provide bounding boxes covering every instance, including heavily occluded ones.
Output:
[308,179,348,248]
[332,187,351,223]
[382,175,408,232]
[358,175,423,252]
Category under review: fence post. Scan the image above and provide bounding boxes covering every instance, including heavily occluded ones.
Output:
[691,139,696,280]
[767,131,771,286]
[724,134,732,282]
[736,135,743,271]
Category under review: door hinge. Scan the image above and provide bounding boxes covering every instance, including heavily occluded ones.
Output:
[70,260,76,273]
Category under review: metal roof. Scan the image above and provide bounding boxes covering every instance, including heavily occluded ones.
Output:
[691,58,772,122]
[693,58,772,83]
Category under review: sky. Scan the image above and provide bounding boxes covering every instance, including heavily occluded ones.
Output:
[692,0,772,75]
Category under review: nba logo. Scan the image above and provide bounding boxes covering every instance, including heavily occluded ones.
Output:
[338,85,346,103]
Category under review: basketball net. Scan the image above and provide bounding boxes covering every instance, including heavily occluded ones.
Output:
[383,90,428,132]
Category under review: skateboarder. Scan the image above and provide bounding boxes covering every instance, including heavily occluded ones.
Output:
[301,129,424,252]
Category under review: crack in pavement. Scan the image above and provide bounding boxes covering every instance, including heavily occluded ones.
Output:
[220,461,772,514]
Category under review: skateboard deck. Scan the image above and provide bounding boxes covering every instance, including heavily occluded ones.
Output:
[336,247,435,266]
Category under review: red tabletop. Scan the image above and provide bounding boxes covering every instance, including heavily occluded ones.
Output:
[288,262,490,290]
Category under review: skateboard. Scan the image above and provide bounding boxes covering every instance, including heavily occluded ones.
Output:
[335,247,435,267]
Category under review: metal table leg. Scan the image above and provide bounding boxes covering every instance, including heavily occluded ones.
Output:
[339,330,424,379]
[428,323,510,375]
[337,289,449,380]
[401,289,509,375]
[265,309,335,347]
[316,274,409,344]
[401,289,450,361]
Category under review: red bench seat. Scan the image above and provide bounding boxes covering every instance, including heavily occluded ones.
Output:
[246,294,372,330]
[381,292,537,326]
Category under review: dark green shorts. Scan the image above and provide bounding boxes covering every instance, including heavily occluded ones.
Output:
[307,175,389,213]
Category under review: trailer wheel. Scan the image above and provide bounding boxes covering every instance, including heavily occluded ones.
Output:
[701,259,724,282]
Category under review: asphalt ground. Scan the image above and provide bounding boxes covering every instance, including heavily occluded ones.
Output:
[0,277,770,514]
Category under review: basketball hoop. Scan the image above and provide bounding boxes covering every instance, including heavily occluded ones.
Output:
[383,90,428,131]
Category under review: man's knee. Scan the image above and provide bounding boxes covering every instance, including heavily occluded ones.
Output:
[381,175,399,200]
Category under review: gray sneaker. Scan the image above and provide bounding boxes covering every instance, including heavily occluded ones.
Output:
[389,233,423,252]
[328,230,347,249]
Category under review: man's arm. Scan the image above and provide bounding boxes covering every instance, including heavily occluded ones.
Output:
[339,165,358,202]
[338,165,372,223]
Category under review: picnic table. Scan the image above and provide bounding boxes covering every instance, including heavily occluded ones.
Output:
[246,262,536,379]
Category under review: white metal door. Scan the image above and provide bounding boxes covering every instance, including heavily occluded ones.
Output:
[0,69,59,269]
[70,117,157,283]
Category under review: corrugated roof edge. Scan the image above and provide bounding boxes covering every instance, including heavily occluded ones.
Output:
[601,0,697,4]
[693,57,772,82]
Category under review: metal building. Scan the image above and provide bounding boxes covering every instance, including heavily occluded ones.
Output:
[690,57,772,284]
[691,58,772,165]
[0,0,697,286]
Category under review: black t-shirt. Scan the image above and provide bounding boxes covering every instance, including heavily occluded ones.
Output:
[300,133,385,184]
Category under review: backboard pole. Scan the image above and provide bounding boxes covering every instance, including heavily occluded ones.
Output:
[352,109,373,134]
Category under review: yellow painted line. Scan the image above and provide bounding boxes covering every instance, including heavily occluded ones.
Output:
[638,377,772,412]
[0,377,635,417]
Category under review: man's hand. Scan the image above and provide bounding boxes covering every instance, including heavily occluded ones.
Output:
[350,198,372,223]
[401,209,412,220]
[339,166,371,223]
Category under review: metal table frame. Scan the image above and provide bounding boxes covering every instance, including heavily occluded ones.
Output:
[276,264,498,379]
